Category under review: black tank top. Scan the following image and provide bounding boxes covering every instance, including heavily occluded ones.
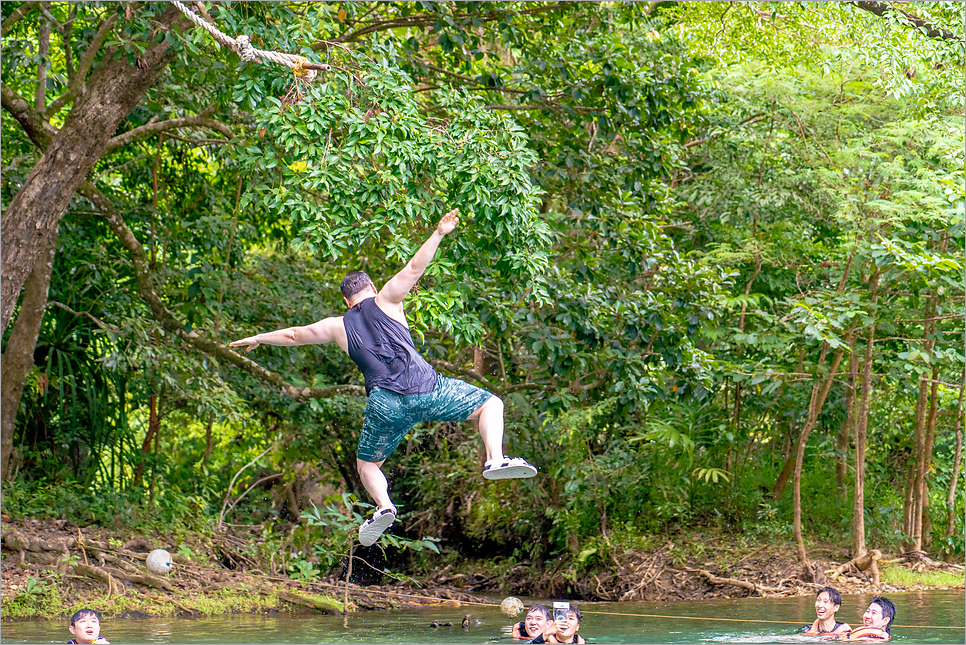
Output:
[343,297,437,395]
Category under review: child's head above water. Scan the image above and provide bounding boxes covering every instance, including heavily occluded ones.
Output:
[68,608,105,645]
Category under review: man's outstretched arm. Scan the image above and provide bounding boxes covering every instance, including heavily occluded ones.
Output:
[378,208,459,306]
[230,316,346,352]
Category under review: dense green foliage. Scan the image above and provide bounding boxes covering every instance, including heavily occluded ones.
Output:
[2,1,963,585]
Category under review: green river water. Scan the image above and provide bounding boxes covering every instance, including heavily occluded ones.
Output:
[2,590,962,644]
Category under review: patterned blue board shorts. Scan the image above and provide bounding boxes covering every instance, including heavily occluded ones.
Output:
[356,376,493,463]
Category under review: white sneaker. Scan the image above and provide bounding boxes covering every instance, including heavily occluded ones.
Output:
[482,456,538,480]
[358,507,396,547]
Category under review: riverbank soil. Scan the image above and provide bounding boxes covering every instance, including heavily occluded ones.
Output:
[0,518,484,620]
[426,536,965,601]
[2,519,962,620]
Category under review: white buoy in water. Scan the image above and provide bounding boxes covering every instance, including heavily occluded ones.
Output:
[146,549,173,575]
[500,596,524,617]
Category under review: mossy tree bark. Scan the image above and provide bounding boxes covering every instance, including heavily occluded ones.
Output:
[0,226,59,480]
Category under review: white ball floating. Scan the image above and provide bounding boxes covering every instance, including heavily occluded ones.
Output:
[500,596,524,617]
[146,549,173,575]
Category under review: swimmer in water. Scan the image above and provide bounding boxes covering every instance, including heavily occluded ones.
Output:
[66,608,110,644]
[509,604,552,639]
[843,596,895,641]
[802,587,851,637]
[531,603,585,644]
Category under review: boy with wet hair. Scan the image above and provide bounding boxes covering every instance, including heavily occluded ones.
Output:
[67,608,110,644]
[510,604,552,639]
[802,586,851,636]
[532,602,585,644]
[846,596,896,641]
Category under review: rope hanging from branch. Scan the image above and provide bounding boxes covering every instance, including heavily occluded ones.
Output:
[169,0,330,82]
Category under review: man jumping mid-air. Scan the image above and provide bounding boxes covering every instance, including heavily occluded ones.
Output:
[230,209,537,546]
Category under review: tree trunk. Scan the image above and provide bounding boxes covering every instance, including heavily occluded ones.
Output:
[913,369,940,550]
[35,5,50,111]
[905,374,931,544]
[0,224,60,480]
[731,257,762,437]
[773,428,803,498]
[946,386,964,540]
[852,269,880,557]
[203,412,215,464]
[776,247,857,501]
[1,5,187,333]
[905,295,939,551]
[133,393,160,487]
[902,459,916,542]
[794,346,845,564]
[835,336,859,491]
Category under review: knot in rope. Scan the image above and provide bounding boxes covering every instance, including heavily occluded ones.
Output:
[170,0,324,84]
[291,56,317,83]
[234,34,259,63]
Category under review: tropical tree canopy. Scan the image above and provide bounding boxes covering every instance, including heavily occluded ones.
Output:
[1,1,963,586]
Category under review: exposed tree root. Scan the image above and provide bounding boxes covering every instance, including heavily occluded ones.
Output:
[827,549,881,587]
[71,564,122,595]
[682,567,784,596]
[101,565,177,592]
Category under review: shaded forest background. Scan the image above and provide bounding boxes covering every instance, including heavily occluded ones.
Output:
[1,0,963,587]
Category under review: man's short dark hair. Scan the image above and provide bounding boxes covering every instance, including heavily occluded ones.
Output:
[70,608,100,626]
[527,604,552,621]
[567,602,582,624]
[871,596,896,633]
[341,271,373,300]
[817,586,843,607]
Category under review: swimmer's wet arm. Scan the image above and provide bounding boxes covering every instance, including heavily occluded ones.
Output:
[230,317,345,350]
[379,209,459,305]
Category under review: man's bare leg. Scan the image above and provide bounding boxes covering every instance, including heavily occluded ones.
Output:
[468,396,504,463]
[469,395,537,479]
[356,458,394,510]
[356,457,397,546]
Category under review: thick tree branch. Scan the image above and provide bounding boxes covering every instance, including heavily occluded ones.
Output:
[35,5,51,111]
[45,12,118,116]
[7,74,356,401]
[77,181,363,402]
[2,4,189,333]
[1,83,57,148]
[852,1,964,43]
[105,116,235,152]
[1,1,41,37]
[160,133,234,146]
[38,5,61,31]
[60,5,78,84]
